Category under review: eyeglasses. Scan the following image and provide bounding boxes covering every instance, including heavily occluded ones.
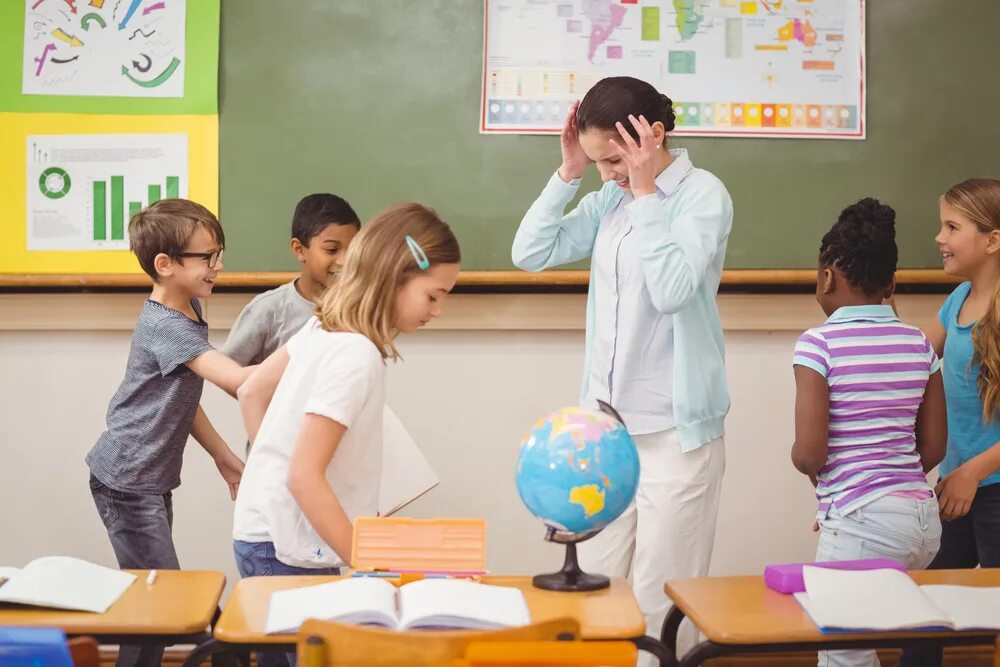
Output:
[175,249,224,268]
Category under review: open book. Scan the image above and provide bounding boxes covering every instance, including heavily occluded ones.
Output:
[0,556,136,613]
[265,577,531,634]
[795,566,1000,632]
[379,407,438,517]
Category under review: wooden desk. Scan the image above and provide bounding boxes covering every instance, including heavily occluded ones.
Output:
[0,570,225,645]
[184,575,667,666]
[662,569,1000,667]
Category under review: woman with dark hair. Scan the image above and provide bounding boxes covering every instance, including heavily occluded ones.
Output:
[512,76,733,656]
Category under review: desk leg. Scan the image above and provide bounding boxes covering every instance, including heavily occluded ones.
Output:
[203,606,249,667]
[660,604,685,658]
[631,635,677,667]
[210,649,247,667]
[182,638,226,667]
[678,641,729,667]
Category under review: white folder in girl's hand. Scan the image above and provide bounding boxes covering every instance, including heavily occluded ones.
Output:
[378,407,438,517]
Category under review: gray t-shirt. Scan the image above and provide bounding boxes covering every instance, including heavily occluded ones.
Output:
[222,280,315,365]
[86,299,213,494]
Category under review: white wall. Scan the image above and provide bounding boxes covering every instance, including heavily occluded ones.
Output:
[0,314,821,598]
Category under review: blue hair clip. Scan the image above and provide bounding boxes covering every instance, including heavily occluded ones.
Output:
[405,235,430,270]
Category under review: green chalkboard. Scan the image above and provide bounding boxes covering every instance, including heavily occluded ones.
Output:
[218,0,1000,272]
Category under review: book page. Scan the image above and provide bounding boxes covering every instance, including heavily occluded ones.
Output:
[796,566,950,631]
[0,567,20,581]
[265,577,399,634]
[398,579,530,631]
[0,557,135,613]
[379,406,439,517]
[921,585,1000,630]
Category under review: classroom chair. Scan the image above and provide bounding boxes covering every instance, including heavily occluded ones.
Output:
[67,637,100,667]
[295,617,581,667]
[454,639,637,666]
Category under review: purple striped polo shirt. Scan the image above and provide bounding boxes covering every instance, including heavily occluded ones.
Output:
[793,305,939,518]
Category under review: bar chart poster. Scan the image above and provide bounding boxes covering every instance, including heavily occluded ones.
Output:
[26,133,187,251]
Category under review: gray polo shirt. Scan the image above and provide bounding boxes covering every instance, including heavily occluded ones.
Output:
[86,299,213,494]
[221,280,314,365]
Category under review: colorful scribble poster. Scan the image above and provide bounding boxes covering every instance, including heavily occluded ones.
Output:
[23,0,186,98]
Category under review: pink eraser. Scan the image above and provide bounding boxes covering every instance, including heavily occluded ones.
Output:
[764,558,906,594]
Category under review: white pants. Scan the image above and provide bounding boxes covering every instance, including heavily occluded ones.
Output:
[577,429,725,662]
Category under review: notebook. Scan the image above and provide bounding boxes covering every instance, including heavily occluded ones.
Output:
[265,577,531,634]
[379,407,439,517]
[0,556,136,613]
[795,566,1000,632]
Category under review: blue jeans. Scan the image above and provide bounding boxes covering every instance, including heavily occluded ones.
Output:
[233,540,339,667]
[90,474,181,667]
[814,494,942,667]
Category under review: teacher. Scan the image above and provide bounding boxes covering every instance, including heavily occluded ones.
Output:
[512,76,733,655]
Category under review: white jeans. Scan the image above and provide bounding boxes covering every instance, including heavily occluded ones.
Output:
[577,429,725,662]
[815,494,942,667]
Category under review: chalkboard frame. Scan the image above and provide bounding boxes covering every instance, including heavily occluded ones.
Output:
[0,269,957,289]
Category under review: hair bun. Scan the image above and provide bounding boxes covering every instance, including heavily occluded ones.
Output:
[843,198,896,242]
[660,93,676,132]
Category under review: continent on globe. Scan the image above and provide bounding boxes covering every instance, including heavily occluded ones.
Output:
[570,484,606,517]
[583,0,627,62]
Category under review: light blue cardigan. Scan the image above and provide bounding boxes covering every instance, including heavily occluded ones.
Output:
[511,149,733,452]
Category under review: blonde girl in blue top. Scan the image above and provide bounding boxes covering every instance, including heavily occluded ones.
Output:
[512,76,733,658]
[900,178,1000,667]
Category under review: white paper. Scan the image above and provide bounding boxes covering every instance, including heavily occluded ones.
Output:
[265,578,531,634]
[921,585,1000,631]
[398,579,531,631]
[26,133,188,251]
[482,0,864,138]
[378,407,439,517]
[22,0,186,97]
[795,567,950,632]
[265,578,399,634]
[0,556,136,614]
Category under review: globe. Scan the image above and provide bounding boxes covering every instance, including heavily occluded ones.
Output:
[516,405,640,536]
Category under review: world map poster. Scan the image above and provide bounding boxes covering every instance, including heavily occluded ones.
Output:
[481,0,865,138]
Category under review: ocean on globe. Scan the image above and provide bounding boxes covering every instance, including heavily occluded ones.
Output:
[515,406,640,535]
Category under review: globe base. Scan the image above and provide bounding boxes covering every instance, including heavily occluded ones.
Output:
[532,541,610,592]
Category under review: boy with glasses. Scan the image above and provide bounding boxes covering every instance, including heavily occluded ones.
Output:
[86,199,253,667]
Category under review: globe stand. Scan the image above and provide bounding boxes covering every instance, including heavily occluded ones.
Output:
[532,527,610,592]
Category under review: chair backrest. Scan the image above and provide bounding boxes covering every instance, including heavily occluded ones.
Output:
[296,618,581,667]
[454,640,637,666]
[67,637,100,667]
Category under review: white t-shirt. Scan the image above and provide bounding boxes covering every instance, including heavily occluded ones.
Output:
[233,318,386,568]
